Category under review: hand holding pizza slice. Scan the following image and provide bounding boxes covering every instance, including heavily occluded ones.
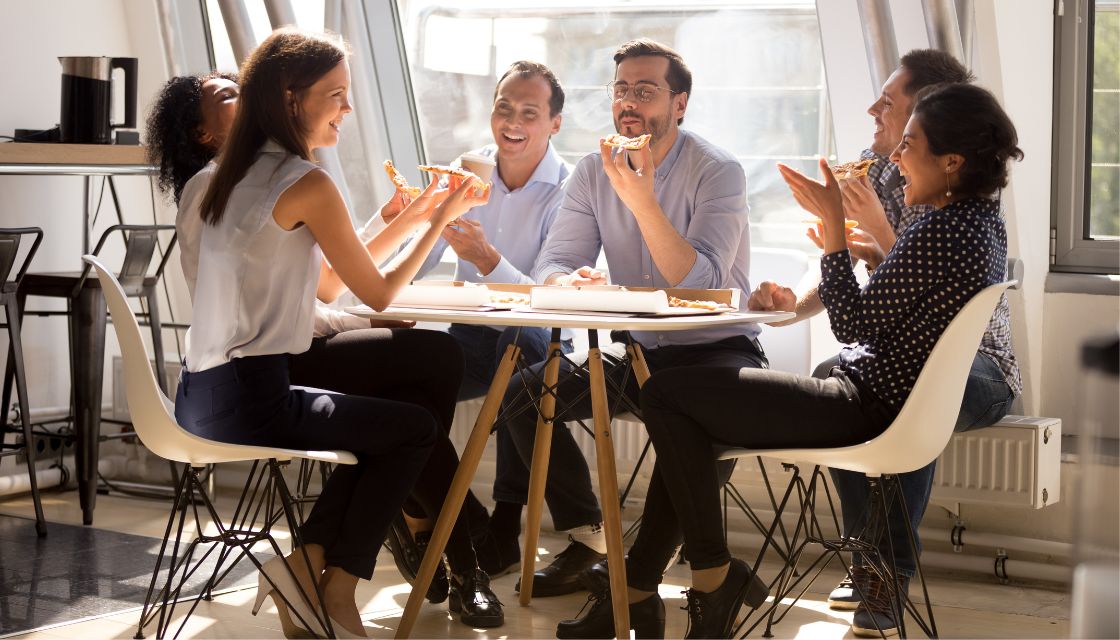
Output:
[383,160,422,199]
[829,158,876,181]
[602,133,651,150]
[416,164,492,198]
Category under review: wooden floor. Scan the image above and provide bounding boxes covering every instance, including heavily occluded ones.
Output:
[0,489,1070,639]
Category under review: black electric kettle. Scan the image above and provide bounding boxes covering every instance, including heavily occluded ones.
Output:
[58,56,138,144]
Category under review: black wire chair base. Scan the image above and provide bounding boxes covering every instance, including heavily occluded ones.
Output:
[134,459,336,639]
[729,464,938,639]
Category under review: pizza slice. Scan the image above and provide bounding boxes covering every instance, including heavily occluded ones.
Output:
[383,160,422,199]
[667,296,730,311]
[602,133,652,150]
[830,158,876,180]
[416,164,492,197]
[803,218,860,229]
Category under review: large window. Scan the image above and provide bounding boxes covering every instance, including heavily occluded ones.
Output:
[397,0,832,251]
[1053,0,1119,274]
[1088,1,1118,241]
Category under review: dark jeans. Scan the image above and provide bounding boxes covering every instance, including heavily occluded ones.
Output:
[286,328,480,573]
[448,323,573,506]
[174,353,437,580]
[628,364,895,591]
[821,353,1015,576]
[501,332,767,533]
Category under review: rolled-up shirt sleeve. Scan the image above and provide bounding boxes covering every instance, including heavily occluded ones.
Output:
[480,255,534,285]
[674,160,749,289]
[531,159,602,283]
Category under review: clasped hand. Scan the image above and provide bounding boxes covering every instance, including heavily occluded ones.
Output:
[747,281,796,313]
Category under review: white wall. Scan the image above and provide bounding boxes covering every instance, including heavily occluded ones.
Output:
[0,0,178,413]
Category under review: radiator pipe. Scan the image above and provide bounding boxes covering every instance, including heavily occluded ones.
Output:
[922,550,1072,583]
[701,502,1073,583]
[714,524,1073,584]
[0,457,120,497]
[945,523,1073,558]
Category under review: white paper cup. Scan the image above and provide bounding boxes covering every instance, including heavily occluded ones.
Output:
[459,152,496,182]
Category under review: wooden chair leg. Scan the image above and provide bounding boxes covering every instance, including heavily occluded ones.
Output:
[396,342,521,639]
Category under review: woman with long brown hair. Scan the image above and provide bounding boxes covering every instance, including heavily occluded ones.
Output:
[148,66,499,620]
[176,29,499,637]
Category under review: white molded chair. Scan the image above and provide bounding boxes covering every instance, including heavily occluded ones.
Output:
[84,255,357,639]
[720,280,1016,639]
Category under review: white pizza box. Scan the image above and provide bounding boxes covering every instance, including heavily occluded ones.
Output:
[529,285,669,313]
[393,281,490,308]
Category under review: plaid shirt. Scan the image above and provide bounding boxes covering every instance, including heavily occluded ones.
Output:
[860,150,1022,396]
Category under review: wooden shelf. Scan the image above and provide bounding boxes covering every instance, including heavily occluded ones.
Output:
[0,142,150,168]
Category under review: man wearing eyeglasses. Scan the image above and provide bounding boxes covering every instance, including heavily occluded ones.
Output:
[491,38,764,634]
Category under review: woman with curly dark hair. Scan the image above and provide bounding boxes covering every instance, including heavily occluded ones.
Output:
[145,72,238,203]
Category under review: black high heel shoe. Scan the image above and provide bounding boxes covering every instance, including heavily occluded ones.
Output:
[448,568,504,628]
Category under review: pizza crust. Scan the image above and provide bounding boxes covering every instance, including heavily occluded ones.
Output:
[383,160,422,198]
[804,219,860,229]
[603,133,652,150]
[417,164,492,197]
[830,158,876,180]
[667,296,730,311]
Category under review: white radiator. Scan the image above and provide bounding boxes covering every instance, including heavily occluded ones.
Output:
[931,415,1062,509]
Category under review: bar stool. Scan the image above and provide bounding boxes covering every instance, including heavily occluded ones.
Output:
[0,227,48,537]
[10,224,176,525]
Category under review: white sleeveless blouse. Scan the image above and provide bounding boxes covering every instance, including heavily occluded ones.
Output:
[186,141,321,372]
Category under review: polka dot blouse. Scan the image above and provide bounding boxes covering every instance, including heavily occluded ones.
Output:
[817,196,1008,412]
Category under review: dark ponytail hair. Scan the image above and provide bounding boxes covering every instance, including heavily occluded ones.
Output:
[912,83,1024,198]
[145,71,238,203]
[200,28,349,225]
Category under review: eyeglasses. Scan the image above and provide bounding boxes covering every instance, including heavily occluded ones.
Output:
[606,81,677,104]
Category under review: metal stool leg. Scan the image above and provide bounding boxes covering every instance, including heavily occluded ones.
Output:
[5,299,47,537]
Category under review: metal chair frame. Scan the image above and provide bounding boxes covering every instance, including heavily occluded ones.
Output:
[0,227,48,537]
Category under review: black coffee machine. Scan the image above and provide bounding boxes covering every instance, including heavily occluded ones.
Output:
[58,56,138,144]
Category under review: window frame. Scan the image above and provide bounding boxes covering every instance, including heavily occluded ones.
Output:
[1051,0,1119,275]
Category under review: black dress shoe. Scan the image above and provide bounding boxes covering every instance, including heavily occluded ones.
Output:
[556,588,665,639]
[473,525,520,578]
[384,516,448,604]
[414,531,450,604]
[682,558,768,639]
[449,568,504,628]
[515,539,606,597]
[578,558,610,594]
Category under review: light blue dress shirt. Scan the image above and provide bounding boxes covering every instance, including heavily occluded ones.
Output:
[532,129,758,349]
[417,142,571,284]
